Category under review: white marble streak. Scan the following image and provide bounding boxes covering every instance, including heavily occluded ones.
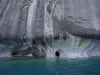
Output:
[26,0,37,44]
[44,0,53,41]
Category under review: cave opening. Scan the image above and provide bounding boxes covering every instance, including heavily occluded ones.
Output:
[11,51,18,56]
[55,51,60,57]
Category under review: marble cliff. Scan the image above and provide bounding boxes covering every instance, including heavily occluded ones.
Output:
[0,0,100,58]
[0,0,100,41]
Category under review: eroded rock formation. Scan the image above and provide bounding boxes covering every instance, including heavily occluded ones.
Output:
[0,0,100,43]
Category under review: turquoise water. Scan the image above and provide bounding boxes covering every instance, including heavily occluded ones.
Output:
[0,57,100,75]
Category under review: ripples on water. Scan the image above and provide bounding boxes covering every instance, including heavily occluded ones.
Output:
[0,57,100,75]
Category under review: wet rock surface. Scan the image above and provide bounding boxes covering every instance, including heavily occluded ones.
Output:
[0,37,47,58]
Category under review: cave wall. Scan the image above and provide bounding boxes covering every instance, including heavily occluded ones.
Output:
[0,0,100,41]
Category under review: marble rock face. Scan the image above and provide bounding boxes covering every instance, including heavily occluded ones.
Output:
[0,0,100,42]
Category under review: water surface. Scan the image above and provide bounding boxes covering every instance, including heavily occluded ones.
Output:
[0,57,100,75]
